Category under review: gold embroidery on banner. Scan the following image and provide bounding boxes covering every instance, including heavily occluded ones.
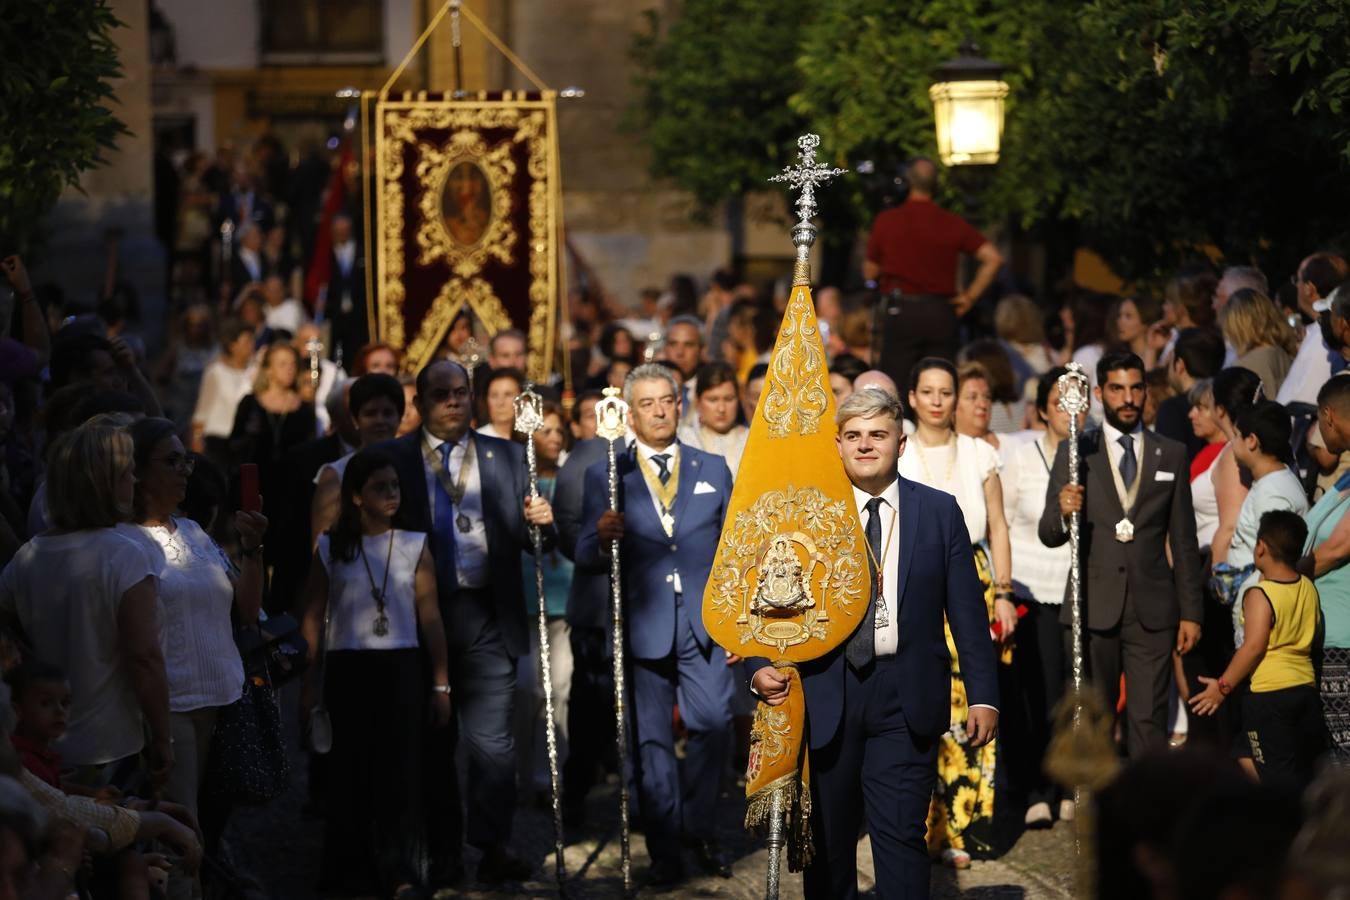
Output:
[708,484,864,654]
[375,102,556,377]
[414,131,517,277]
[745,705,791,785]
[761,288,829,438]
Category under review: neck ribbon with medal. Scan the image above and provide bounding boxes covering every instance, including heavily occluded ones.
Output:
[360,529,396,637]
[424,434,476,535]
[861,500,898,630]
[1110,433,1141,544]
[636,448,678,537]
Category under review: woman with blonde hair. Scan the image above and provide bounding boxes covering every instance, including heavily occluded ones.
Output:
[229,341,318,505]
[994,294,1058,377]
[0,422,171,789]
[1219,289,1299,397]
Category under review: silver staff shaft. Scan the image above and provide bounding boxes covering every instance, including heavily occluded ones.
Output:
[606,434,633,896]
[763,790,786,900]
[525,434,567,891]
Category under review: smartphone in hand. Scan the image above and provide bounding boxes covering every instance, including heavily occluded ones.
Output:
[240,463,262,513]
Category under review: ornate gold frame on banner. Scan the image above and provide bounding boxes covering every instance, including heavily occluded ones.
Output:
[374,93,559,381]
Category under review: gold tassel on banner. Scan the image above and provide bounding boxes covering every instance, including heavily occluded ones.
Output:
[743,666,813,872]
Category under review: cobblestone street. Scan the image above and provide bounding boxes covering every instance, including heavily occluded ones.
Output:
[222,686,1079,899]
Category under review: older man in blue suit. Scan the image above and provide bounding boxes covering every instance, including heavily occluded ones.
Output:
[749,388,999,899]
[577,363,736,886]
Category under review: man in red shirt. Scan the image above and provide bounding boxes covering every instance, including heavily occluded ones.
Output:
[863,157,1002,389]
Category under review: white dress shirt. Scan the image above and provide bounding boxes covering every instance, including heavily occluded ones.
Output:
[334,240,356,277]
[635,439,683,593]
[853,480,900,657]
[1101,419,1145,489]
[423,429,489,588]
[1002,435,1071,605]
[1277,326,1334,406]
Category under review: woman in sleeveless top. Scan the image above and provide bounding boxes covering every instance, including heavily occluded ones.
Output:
[1186,379,1224,550]
[899,358,1018,867]
[300,450,451,897]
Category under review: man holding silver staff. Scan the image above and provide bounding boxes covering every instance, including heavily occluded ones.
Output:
[576,362,737,887]
[378,359,556,886]
[1039,350,1205,756]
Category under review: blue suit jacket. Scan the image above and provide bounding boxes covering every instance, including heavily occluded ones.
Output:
[750,476,999,747]
[576,443,733,661]
[377,429,549,658]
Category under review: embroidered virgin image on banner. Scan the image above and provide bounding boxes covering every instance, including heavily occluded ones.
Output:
[374,93,560,380]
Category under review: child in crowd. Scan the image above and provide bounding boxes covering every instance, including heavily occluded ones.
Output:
[7,661,200,899]
[1190,511,1327,791]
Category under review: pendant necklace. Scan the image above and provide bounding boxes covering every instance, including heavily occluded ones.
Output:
[360,529,396,637]
[916,433,958,488]
[860,503,898,629]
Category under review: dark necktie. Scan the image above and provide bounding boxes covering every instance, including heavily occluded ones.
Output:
[846,497,885,669]
[431,443,458,592]
[1118,434,1137,489]
[652,452,672,485]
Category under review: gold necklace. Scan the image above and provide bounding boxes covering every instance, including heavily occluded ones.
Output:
[915,432,957,487]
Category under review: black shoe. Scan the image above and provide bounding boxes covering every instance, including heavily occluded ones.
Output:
[690,838,733,878]
[646,858,685,888]
[427,857,465,889]
[476,845,533,884]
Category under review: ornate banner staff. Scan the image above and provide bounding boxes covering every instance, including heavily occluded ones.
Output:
[305,335,324,395]
[1045,362,1117,896]
[514,384,567,891]
[703,134,863,900]
[594,385,633,895]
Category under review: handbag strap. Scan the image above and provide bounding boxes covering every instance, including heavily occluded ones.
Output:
[313,553,334,704]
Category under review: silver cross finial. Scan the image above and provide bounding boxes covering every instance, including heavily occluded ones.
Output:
[769,134,848,228]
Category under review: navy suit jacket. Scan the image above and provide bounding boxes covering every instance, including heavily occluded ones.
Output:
[377,429,549,658]
[750,476,999,748]
[576,443,733,661]
[554,437,617,632]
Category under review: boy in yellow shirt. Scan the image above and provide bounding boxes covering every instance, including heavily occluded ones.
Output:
[1190,510,1327,790]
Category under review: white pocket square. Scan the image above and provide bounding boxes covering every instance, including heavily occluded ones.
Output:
[1155,470,1176,482]
[693,480,717,495]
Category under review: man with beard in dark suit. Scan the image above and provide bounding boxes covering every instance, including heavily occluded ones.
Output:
[1040,350,1205,755]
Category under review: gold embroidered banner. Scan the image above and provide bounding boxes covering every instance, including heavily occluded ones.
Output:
[374,92,559,379]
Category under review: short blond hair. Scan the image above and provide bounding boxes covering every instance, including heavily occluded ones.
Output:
[46,422,133,530]
[836,386,904,425]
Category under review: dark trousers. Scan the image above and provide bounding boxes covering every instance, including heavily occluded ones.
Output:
[1012,599,1067,806]
[426,599,517,864]
[1087,590,1174,756]
[629,602,733,865]
[804,658,938,900]
[321,649,425,893]
[875,293,957,393]
[562,626,615,812]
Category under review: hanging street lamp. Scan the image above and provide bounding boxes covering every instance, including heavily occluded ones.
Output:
[929,40,1009,166]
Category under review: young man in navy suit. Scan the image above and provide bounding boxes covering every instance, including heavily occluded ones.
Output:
[749,388,999,899]
[576,364,737,886]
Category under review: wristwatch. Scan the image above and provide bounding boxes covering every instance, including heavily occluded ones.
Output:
[431,684,452,695]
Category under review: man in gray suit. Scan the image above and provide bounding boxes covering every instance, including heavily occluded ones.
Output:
[1040,351,1205,755]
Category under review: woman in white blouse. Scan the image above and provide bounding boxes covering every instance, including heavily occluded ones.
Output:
[300,450,450,897]
[1000,368,1084,828]
[677,361,749,476]
[128,417,267,825]
[899,357,1016,868]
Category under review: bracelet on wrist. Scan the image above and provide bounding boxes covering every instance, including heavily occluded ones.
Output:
[1217,677,1232,696]
[431,684,452,695]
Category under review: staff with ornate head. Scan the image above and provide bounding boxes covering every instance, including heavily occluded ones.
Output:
[593,386,633,894]
[514,383,567,892]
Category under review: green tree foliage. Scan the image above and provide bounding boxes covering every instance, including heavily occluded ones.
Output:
[632,0,1350,282]
[0,1,127,253]
[627,0,811,214]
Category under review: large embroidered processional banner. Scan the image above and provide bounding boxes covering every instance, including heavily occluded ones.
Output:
[375,92,560,379]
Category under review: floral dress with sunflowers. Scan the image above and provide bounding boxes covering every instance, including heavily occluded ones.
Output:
[925,543,1010,858]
